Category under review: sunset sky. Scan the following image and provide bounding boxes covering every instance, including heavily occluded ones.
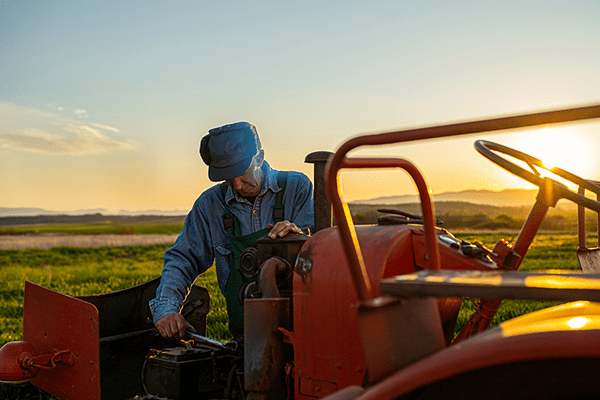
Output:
[2,1,600,213]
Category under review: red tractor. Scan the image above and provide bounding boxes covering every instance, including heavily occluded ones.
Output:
[2,104,600,400]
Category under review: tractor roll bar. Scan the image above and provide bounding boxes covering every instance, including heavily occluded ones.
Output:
[326,104,600,303]
[328,157,440,302]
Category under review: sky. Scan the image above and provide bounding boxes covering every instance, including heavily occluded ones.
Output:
[1,0,600,212]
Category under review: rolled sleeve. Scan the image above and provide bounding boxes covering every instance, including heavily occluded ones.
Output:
[150,193,221,323]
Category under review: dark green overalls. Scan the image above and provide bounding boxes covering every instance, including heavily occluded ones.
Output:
[220,172,287,338]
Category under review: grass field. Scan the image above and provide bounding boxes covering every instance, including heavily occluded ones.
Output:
[0,242,231,399]
[0,229,590,399]
[0,221,184,236]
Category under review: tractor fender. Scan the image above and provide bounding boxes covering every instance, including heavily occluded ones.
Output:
[351,301,600,400]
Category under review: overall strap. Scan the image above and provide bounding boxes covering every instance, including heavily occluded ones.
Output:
[273,171,288,222]
[221,171,289,234]
[220,182,241,236]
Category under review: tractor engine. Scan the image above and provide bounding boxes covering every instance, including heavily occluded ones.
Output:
[141,233,308,400]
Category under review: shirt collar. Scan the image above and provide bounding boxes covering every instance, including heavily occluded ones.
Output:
[225,161,281,204]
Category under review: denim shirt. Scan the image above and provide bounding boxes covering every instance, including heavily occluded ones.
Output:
[149,162,314,323]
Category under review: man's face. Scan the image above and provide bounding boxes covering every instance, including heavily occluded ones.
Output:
[226,159,263,199]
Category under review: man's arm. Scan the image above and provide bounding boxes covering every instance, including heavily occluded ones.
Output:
[155,313,196,341]
[150,195,217,340]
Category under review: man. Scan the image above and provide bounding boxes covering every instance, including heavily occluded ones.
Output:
[150,121,313,340]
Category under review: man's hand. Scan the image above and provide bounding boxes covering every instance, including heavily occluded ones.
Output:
[267,221,303,239]
[155,313,196,341]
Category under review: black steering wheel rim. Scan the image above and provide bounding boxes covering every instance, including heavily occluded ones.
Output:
[474,140,600,212]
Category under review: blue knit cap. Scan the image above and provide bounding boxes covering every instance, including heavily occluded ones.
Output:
[200,122,262,182]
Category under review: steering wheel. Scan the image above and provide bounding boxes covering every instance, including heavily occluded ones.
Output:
[474,140,600,212]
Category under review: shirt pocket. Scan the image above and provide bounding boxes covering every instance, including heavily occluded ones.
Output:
[215,243,232,261]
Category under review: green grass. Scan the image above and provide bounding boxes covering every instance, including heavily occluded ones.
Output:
[0,383,58,400]
[453,231,586,271]
[0,244,232,346]
[1,244,166,345]
[0,243,230,399]
[0,231,590,398]
[0,223,183,235]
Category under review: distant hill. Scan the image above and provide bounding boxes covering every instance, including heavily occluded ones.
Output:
[0,213,186,227]
[352,188,539,207]
[0,207,188,218]
[349,199,581,231]
[0,188,576,218]
[0,187,584,231]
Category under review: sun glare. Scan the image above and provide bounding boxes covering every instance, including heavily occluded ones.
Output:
[514,127,596,181]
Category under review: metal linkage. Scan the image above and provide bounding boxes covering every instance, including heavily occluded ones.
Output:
[22,348,75,371]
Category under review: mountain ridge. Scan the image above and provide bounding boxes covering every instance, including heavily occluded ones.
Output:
[351,188,539,206]
[0,207,189,218]
[0,188,542,217]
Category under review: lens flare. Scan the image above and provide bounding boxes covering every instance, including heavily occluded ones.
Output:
[513,126,598,183]
[566,317,588,329]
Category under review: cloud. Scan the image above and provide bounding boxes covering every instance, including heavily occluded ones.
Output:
[90,122,121,132]
[74,108,89,118]
[0,126,133,155]
[47,103,64,112]
[47,103,89,118]
[0,102,135,156]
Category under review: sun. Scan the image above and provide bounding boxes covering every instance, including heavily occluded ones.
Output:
[515,126,595,181]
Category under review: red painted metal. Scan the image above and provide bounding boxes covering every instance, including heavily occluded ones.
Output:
[464,192,553,336]
[460,180,569,336]
[292,224,488,399]
[293,226,416,399]
[342,158,441,273]
[318,104,600,395]
[350,328,600,400]
[22,348,74,371]
[356,296,445,383]
[0,341,39,382]
[327,157,440,303]
[410,231,495,272]
[22,281,100,400]
[327,104,600,304]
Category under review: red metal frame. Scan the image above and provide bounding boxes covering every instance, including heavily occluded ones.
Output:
[455,182,559,339]
[23,281,100,400]
[327,104,600,323]
[323,104,600,399]
[292,226,419,398]
[354,328,600,400]
[327,157,440,302]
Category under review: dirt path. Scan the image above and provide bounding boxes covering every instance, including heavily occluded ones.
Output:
[0,233,179,250]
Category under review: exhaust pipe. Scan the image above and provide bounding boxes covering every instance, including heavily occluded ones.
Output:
[305,151,334,233]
